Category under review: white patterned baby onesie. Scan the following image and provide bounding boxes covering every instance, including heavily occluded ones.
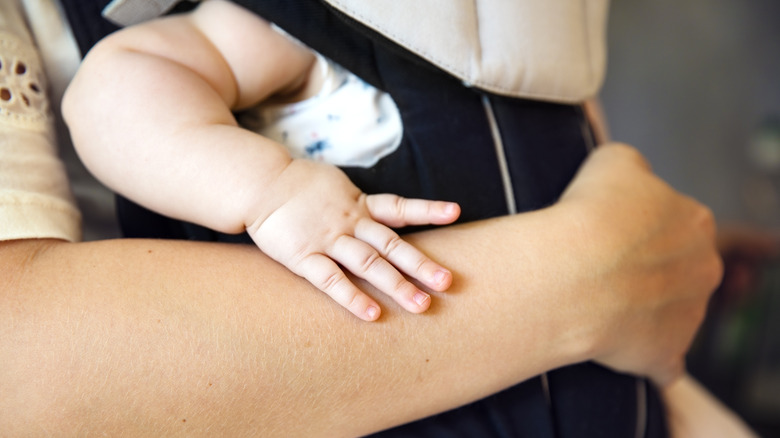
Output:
[237,53,403,168]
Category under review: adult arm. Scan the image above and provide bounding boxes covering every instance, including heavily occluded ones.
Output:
[664,376,758,438]
[0,144,722,437]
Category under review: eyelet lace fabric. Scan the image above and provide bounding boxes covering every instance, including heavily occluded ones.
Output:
[0,30,49,131]
[0,21,81,243]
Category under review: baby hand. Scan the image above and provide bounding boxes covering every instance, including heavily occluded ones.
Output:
[246,160,460,321]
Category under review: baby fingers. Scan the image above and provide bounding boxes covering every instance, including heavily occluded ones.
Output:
[354,219,453,292]
[295,253,382,321]
[330,234,434,314]
[366,194,460,228]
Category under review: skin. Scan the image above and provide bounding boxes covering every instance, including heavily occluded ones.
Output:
[63,0,461,322]
[664,376,758,438]
[0,144,723,437]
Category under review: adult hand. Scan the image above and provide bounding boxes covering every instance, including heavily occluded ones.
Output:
[558,143,723,385]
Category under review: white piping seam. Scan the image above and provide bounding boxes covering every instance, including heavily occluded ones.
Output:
[481,95,517,215]
[581,120,595,153]
[634,379,648,438]
[480,94,554,415]
[540,372,553,410]
[577,104,596,152]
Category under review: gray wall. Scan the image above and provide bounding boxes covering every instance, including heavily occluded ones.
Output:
[600,0,780,225]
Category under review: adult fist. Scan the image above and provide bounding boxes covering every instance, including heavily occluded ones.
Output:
[559,143,723,385]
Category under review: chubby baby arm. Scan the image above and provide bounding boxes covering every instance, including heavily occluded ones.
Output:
[62,0,315,229]
[63,0,459,321]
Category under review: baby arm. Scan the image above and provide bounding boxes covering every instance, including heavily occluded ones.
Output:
[62,0,459,321]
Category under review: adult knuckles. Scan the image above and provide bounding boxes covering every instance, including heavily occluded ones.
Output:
[676,194,717,235]
[682,249,722,299]
[691,202,718,241]
[602,142,653,171]
[688,208,724,293]
[705,251,725,293]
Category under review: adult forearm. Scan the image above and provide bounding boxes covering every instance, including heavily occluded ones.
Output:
[0,145,722,436]
[0,211,584,437]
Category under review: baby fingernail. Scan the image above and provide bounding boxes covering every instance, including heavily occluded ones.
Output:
[433,269,449,285]
[413,291,430,306]
[440,202,457,216]
[366,306,379,320]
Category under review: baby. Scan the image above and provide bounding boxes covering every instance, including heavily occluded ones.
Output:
[63,0,460,321]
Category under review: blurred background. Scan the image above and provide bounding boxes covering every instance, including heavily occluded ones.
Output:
[600,0,780,435]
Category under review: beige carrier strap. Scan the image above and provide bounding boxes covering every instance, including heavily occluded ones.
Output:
[102,0,191,26]
[324,0,609,103]
[101,0,608,102]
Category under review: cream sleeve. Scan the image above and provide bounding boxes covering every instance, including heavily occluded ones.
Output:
[0,0,81,242]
